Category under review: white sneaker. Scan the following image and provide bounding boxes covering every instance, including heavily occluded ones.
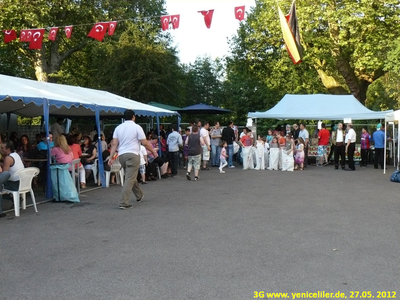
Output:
[220,170,225,173]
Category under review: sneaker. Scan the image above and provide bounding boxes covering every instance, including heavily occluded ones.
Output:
[0,213,7,218]
[228,165,235,168]
[119,204,133,210]
[137,195,144,203]
[194,176,199,181]
[186,172,191,181]
[220,170,225,173]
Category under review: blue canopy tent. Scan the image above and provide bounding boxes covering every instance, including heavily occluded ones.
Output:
[0,74,178,198]
[182,103,231,115]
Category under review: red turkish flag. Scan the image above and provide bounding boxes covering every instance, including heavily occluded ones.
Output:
[29,29,45,49]
[108,21,117,35]
[199,10,214,29]
[65,26,73,39]
[48,27,58,41]
[20,30,28,42]
[160,16,170,31]
[171,15,180,29]
[88,22,109,41]
[234,6,245,21]
[3,30,17,43]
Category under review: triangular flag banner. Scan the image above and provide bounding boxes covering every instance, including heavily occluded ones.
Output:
[65,26,73,39]
[160,16,170,31]
[108,21,117,36]
[171,15,180,29]
[48,27,58,41]
[234,6,245,21]
[3,30,17,43]
[29,29,45,49]
[199,10,214,29]
[278,2,302,64]
[88,22,109,41]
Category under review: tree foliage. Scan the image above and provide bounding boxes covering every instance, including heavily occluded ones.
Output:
[227,0,400,105]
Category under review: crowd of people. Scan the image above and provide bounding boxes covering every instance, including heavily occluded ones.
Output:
[0,111,394,212]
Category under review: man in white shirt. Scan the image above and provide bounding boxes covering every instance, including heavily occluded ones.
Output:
[109,110,158,209]
[345,123,357,171]
[200,121,211,170]
[167,124,183,177]
[334,123,346,170]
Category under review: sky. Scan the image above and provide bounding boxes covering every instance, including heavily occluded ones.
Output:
[164,0,256,64]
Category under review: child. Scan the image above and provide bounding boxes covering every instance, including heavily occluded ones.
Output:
[160,136,167,159]
[266,129,273,144]
[281,134,294,171]
[219,141,228,173]
[295,137,305,170]
[139,144,148,184]
[263,137,269,169]
[254,135,265,170]
[240,130,254,170]
[267,137,279,170]
[182,129,190,168]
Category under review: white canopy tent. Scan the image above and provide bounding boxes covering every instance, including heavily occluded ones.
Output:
[248,94,392,120]
[384,110,400,174]
[0,74,179,196]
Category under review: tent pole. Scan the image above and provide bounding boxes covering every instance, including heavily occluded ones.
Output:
[177,114,181,132]
[393,124,395,167]
[43,98,53,199]
[96,106,106,187]
[384,123,387,174]
[156,113,161,156]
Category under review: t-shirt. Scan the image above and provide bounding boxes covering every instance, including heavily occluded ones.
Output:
[372,130,385,148]
[345,129,356,143]
[200,128,210,146]
[298,129,309,142]
[220,147,227,160]
[318,128,330,146]
[139,145,147,165]
[210,128,222,146]
[240,135,252,147]
[51,147,73,164]
[167,131,183,152]
[113,120,146,155]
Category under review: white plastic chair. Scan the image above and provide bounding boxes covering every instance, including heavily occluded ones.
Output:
[69,158,80,194]
[99,157,124,187]
[91,159,98,184]
[1,167,40,217]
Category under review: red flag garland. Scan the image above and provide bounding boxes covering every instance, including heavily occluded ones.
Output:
[171,15,180,29]
[108,21,117,36]
[48,27,58,41]
[65,26,73,39]
[88,22,109,41]
[234,6,245,21]
[29,29,45,49]
[199,10,214,29]
[3,30,17,43]
[160,16,170,31]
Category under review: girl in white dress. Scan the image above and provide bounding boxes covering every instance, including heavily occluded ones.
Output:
[267,137,279,170]
[254,135,265,170]
[263,137,269,169]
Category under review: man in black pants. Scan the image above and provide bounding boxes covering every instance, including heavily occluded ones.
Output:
[334,123,346,170]
[345,123,357,171]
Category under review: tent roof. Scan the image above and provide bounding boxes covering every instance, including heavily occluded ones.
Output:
[385,110,400,122]
[0,74,178,117]
[147,101,184,112]
[248,94,392,120]
[182,103,231,114]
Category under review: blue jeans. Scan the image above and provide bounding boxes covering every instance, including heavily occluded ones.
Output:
[227,144,234,167]
[211,145,221,166]
[0,171,11,214]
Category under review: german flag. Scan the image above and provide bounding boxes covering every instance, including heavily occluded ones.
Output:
[278,1,303,64]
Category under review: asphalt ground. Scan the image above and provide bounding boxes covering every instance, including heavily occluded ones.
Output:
[0,164,399,300]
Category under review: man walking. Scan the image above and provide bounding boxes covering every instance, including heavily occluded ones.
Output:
[167,124,183,177]
[334,123,346,170]
[109,110,158,209]
[200,121,211,170]
[345,123,356,171]
[222,121,236,168]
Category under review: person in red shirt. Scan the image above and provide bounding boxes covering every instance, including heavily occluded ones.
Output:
[318,123,330,165]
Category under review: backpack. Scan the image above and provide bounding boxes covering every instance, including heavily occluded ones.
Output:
[390,170,400,183]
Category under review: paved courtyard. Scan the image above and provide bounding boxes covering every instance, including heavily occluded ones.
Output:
[0,165,399,299]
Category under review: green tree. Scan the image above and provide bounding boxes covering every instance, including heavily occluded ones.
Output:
[227,0,400,104]
[0,0,166,82]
